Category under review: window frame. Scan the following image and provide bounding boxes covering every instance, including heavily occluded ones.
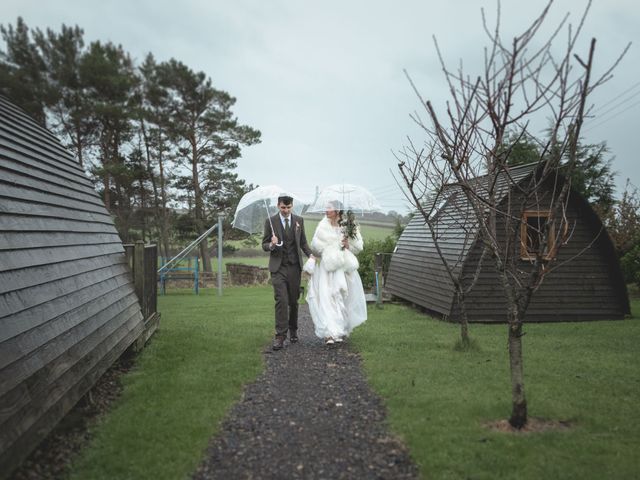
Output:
[520,210,557,261]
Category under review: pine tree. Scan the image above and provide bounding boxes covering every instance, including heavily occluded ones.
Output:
[158,59,260,272]
[0,17,51,125]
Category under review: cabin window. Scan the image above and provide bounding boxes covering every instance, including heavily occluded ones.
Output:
[520,211,556,260]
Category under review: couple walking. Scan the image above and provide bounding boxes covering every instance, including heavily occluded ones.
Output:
[262,195,367,350]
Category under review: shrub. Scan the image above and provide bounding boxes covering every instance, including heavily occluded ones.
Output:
[620,241,640,289]
[357,235,396,290]
[209,242,238,255]
[223,244,238,255]
[242,235,259,248]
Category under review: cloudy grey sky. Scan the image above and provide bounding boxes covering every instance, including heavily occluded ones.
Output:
[3,0,639,213]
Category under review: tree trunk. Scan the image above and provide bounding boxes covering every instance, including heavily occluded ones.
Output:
[507,317,527,428]
[456,289,471,348]
[191,136,211,273]
[75,129,84,168]
[160,188,171,260]
[156,135,171,259]
[103,171,110,211]
[101,131,113,214]
[113,131,130,242]
[140,120,162,249]
[139,179,147,241]
[199,239,211,273]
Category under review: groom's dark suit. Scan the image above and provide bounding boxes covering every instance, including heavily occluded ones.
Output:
[262,213,312,342]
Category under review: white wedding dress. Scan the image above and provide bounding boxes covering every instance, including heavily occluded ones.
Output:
[305,217,367,339]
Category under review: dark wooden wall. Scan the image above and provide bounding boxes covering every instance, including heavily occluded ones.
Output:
[386,165,533,318]
[385,208,458,318]
[0,96,145,476]
[454,188,630,322]
[386,165,629,323]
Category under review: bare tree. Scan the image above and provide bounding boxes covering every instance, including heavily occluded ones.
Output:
[396,138,486,349]
[398,0,628,428]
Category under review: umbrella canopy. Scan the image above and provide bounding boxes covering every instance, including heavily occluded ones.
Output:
[307,184,384,214]
[231,185,307,235]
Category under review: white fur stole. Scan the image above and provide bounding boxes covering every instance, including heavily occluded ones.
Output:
[310,217,363,273]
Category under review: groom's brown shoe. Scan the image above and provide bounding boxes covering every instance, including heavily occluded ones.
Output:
[272,335,285,351]
[290,330,298,343]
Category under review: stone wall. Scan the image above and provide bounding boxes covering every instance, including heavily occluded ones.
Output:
[226,263,270,285]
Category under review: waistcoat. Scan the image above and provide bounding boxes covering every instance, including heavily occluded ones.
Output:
[281,220,299,266]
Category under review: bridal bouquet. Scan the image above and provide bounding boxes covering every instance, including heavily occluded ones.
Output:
[339,210,358,249]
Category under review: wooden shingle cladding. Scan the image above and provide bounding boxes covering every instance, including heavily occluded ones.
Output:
[386,164,630,322]
[0,96,145,474]
[387,188,478,318]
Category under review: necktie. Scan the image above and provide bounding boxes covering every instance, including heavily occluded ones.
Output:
[284,217,290,233]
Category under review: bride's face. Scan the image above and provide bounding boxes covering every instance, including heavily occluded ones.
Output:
[325,208,338,220]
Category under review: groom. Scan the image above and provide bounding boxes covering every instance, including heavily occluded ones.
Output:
[262,195,312,350]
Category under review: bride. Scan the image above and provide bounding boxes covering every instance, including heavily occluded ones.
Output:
[305,201,367,344]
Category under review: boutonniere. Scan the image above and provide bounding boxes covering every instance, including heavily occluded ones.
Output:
[295,221,301,231]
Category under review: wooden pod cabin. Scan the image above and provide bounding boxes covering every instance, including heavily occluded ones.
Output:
[0,96,146,475]
[386,164,630,322]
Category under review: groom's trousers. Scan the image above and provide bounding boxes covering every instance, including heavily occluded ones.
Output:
[271,263,302,337]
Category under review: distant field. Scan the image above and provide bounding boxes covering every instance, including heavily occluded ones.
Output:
[222,256,268,268]
[160,218,395,273]
[303,218,394,242]
[159,255,269,270]
[227,217,395,250]
[303,212,398,227]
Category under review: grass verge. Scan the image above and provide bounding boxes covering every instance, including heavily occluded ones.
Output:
[350,299,640,480]
[68,286,273,480]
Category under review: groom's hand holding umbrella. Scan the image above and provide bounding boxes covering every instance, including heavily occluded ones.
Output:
[269,233,280,250]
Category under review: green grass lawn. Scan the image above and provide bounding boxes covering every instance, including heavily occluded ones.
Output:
[350,299,640,480]
[67,288,639,480]
[68,287,274,480]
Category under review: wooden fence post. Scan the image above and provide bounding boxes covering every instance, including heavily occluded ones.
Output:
[134,241,145,314]
[132,241,162,351]
[144,244,158,317]
[375,253,384,309]
[124,244,134,270]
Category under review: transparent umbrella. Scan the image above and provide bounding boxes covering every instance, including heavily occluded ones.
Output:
[231,185,307,236]
[306,183,384,214]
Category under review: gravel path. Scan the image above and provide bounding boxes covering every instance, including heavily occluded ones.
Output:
[192,305,419,480]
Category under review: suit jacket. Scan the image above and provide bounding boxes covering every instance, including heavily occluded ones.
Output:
[262,213,312,273]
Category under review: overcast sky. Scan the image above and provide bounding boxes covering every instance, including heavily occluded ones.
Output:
[3,0,639,213]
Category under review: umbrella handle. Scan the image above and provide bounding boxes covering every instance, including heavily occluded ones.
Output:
[265,199,283,247]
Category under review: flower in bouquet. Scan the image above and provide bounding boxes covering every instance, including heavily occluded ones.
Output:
[339,210,358,249]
